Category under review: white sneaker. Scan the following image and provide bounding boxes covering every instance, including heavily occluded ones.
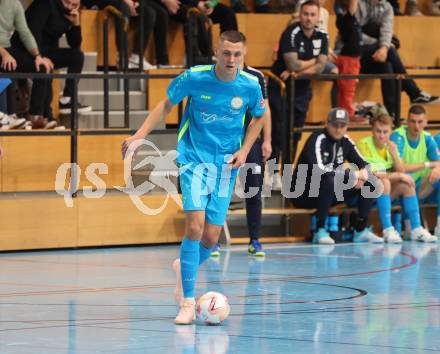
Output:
[434,226,440,238]
[0,114,26,130]
[353,227,384,243]
[411,227,438,243]
[272,172,282,191]
[172,259,183,306]
[128,54,157,70]
[383,227,403,243]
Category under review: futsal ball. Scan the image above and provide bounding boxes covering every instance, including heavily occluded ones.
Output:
[196,291,230,325]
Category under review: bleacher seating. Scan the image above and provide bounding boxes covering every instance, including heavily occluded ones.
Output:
[1,5,440,251]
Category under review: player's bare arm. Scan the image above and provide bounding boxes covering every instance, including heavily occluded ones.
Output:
[122,99,174,157]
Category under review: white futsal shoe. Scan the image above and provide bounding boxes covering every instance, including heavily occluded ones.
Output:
[411,227,438,243]
[383,227,403,243]
[174,299,196,325]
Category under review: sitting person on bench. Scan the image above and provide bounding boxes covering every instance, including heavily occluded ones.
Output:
[390,105,440,240]
[357,114,436,243]
[290,107,383,245]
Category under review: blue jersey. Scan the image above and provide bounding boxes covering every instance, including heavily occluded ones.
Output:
[390,128,440,162]
[434,133,440,150]
[167,65,266,166]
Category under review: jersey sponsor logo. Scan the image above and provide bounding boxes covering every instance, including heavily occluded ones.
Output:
[201,112,233,123]
[312,39,322,49]
[201,95,212,100]
[231,96,244,109]
[312,39,322,56]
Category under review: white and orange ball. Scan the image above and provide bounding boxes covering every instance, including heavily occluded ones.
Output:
[196,291,230,325]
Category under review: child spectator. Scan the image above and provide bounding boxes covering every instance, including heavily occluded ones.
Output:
[335,0,366,123]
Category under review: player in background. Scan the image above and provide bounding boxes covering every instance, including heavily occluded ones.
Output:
[390,105,440,241]
[357,114,435,243]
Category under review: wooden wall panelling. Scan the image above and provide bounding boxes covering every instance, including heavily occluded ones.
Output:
[77,134,129,190]
[77,194,185,246]
[148,69,185,125]
[0,195,78,251]
[1,136,71,192]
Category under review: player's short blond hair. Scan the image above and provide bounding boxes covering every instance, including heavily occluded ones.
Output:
[371,114,394,128]
[219,31,247,45]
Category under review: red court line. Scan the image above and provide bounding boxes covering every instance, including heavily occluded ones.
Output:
[0,251,417,298]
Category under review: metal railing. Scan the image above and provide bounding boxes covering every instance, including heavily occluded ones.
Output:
[1,70,440,197]
[102,3,148,128]
[281,72,440,165]
[0,71,179,197]
[102,6,130,128]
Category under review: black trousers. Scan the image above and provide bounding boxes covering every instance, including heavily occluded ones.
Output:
[31,47,85,119]
[361,44,420,118]
[171,3,238,33]
[292,174,376,230]
[240,140,264,241]
[92,0,169,65]
[0,46,48,116]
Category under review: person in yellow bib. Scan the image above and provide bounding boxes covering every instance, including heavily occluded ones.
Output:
[390,105,440,242]
[357,114,435,243]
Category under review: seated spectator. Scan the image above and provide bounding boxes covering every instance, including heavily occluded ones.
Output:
[290,108,383,244]
[390,105,440,240]
[18,0,93,117]
[298,0,338,73]
[231,0,271,13]
[269,0,328,189]
[82,0,169,69]
[0,0,54,128]
[334,0,366,123]
[356,114,435,242]
[157,0,238,34]
[338,0,439,119]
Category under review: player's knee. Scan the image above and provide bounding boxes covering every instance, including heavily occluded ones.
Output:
[202,232,219,248]
[400,181,416,196]
[186,219,204,239]
[381,178,391,194]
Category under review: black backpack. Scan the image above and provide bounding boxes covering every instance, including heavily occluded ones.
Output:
[185,8,213,67]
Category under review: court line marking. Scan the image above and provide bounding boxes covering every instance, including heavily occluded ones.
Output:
[0,252,417,298]
[76,324,440,352]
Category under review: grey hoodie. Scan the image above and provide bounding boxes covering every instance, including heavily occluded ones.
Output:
[335,0,394,51]
[356,0,394,48]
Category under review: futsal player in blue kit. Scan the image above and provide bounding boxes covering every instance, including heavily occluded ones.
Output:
[390,105,440,241]
[122,31,266,324]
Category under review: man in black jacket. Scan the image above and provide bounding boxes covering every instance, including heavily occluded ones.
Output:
[21,0,92,116]
[291,108,383,245]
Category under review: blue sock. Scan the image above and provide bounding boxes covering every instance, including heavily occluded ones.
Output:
[199,242,213,265]
[377,194,392,229]
[402,195,422,229]
[179,237,200,299]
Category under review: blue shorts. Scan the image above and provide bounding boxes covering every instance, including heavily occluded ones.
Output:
[179,164,237,226]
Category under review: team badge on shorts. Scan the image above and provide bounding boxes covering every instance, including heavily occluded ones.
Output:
[231,96,244,109]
